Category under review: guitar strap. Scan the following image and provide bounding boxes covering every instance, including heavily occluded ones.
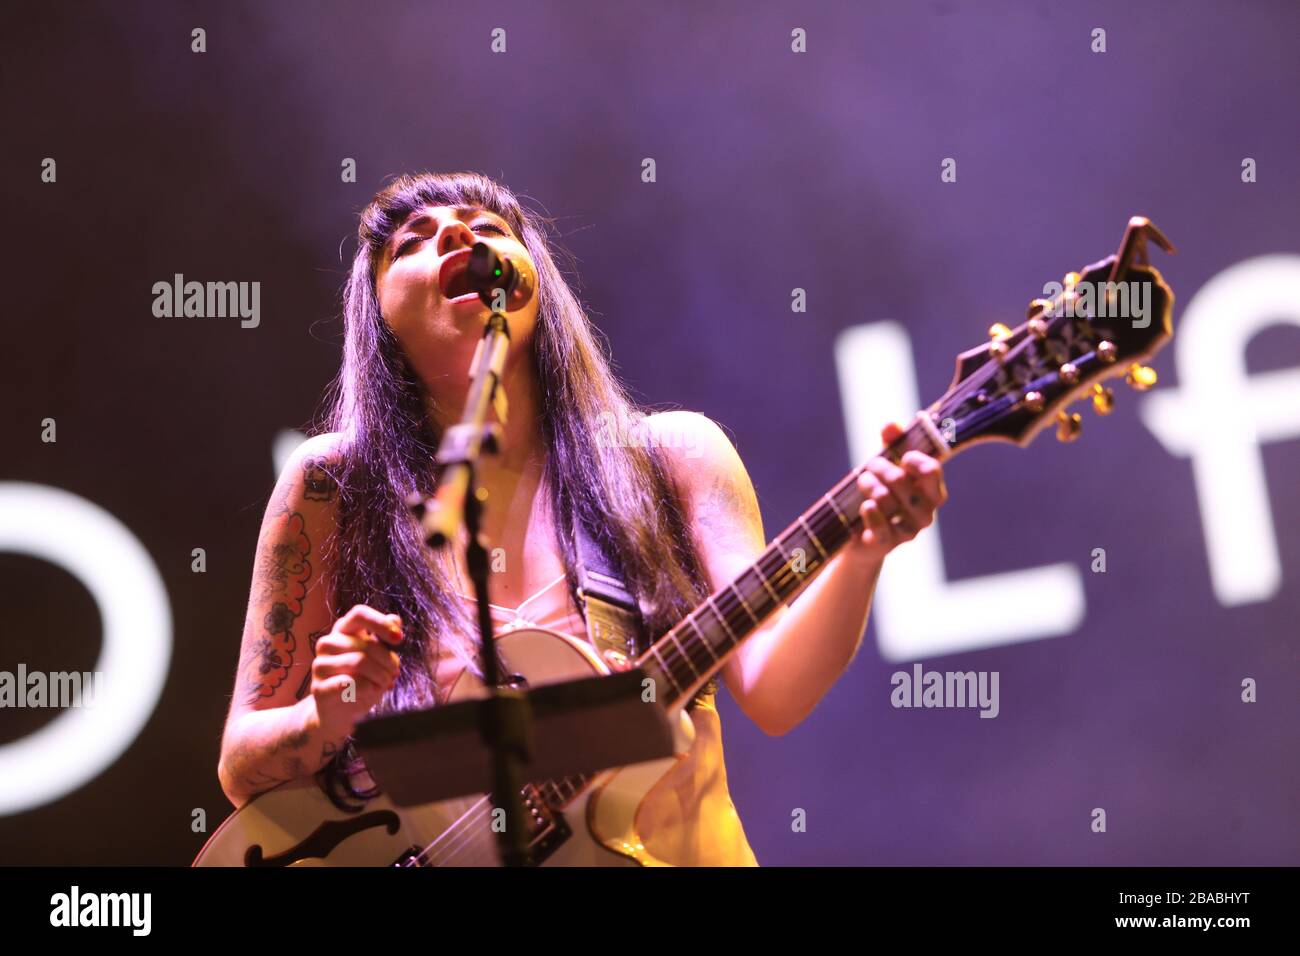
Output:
[571,513,646,667]
[571,511,718,703]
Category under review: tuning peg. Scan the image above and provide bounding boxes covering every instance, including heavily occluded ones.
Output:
[1021,390,1045,413]
[1027,298,1053,319]
[1096,340,1118,364]
[1056,411,1083,442]
[1059,362,1080,385]
[1027,316,1049,338]
[987,323,1011,359]
[1063,271,1081,289]
[1125,364,1157,391]
[1091,383,1115,415]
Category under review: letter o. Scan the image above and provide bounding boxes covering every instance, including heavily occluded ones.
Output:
[0,483,171,815]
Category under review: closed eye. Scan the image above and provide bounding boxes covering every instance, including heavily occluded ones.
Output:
[392,221,509,259]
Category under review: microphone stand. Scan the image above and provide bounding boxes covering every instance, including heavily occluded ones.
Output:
[407,278,531,867]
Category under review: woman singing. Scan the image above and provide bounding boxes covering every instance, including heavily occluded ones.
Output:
[215,170,947,866]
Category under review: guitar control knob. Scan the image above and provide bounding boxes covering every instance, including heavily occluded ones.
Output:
[1091,383,1115,416]
[1056,411,1083,443]
[1125,364,1157,391]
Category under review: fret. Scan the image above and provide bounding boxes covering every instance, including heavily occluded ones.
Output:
[797,515,829,559]
[648,645,683,696]
[753,559,782,604]
[824,491,852,531]
[713,587,753,641]
[666,628,699,678]
[653,626,690,675]
[705,595,739,642]
[728,581,759,625]
[765,536,798,573]
[759,538,800,590]
[683,616,720,674]
[810,505,851,552]
[773,530,820,580]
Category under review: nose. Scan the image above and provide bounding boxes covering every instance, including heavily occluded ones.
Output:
[437,218,476,256]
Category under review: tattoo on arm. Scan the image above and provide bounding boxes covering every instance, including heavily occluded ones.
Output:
[237,456,337,707]
[302,455,339,503]
[228,723,315,793]
[694,469,764,554]
[295,628,330,700]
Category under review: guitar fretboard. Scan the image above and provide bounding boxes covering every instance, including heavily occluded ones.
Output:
[637,416,946,707]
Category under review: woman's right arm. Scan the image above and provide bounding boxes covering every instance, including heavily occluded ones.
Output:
[217,434,403,807]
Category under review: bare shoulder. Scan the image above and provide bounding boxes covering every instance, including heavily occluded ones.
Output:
[277,431,346,505]
[642,410,764,553]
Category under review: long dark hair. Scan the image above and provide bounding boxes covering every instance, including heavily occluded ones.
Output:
[314,171,716,803]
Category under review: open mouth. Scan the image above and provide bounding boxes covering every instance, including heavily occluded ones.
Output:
[438,250,478,301]
[443,268,475,300]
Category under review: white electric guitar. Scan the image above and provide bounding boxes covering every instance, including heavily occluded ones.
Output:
[194,217,1176,867]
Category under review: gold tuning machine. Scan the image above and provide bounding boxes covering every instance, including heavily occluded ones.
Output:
[1125,364,1157,391]
[987,323,1011,359]
[1091,383,1114,415]
[1056,410,1083,442]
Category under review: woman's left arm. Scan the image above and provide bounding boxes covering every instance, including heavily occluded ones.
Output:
[646,412,947,736]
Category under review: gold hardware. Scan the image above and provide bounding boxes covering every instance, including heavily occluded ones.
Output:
[1097,340,1117,363]
[1055,411,1083,442]
[1063,271,1081,289]
[988,339,1009,360]
[1027,316,1048,338]
[1022,390,1045,413]
[1091,383,1114,415]
[1059,362,1080,385]
[988,323,1012,340]
[1125,364,1157,391]
[1027,299,1053,319]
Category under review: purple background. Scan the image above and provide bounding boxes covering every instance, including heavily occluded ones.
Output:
[1,0,1297,864]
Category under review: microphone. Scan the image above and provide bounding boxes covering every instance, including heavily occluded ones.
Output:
[465,241,535,311]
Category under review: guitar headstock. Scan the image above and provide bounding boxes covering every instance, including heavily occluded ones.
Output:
[931,217,1176,449]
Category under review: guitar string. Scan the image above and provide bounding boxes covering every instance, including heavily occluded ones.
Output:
[414,791,564,866]
[411,422,966,862]
[342,289,1104,866]
[411,483,903,864]
[418,794,540,866]
[408,313,1071,865]
[410,795,497,866]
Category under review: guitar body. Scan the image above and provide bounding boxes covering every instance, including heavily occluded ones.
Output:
[194,626,695,867]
